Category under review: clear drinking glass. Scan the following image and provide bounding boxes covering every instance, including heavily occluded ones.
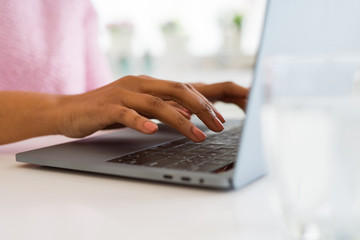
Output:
[261,55,360,240]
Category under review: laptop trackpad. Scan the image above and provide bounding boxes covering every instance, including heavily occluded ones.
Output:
[16,123,207,165]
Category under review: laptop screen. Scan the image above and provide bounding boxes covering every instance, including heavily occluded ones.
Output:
[233,0,360,188]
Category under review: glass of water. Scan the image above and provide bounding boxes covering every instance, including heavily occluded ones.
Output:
[261,55,360,240]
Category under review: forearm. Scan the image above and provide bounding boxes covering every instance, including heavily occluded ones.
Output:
[0,91,63,145]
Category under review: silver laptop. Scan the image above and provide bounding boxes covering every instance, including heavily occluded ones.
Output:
[17,0,360,189]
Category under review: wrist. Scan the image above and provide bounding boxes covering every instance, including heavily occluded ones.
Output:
[54,94,80,137]
[34,93,67,137]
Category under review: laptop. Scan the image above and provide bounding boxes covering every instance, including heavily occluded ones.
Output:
[17,0,360,189]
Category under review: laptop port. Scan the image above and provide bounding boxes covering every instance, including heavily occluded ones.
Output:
[181,177,191,182]
[163,174,173,179]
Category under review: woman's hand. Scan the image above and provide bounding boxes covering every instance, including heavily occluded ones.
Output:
[0,76,249,145]
[57,75,227,143]
[191,82,249,111]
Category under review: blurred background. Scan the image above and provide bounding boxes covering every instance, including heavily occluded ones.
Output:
[90,0,266,87]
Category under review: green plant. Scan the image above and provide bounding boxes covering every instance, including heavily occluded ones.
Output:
[233,14,243,31]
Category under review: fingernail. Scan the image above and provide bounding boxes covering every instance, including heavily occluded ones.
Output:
[192,126,207,142]
[217,112,226,123]
[214,117,224,131]
[143,121,158,133]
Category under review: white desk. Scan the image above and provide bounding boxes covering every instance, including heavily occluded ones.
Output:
[0,105,288,240]
[0,139,287,240]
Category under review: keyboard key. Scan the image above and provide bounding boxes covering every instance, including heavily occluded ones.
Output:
[215,148,235,154]
[223,152,238,158]
[126,156,158,165]
[167,161,195,171]
[190,155,208,161]
[145,158,176,167]
[201,143,223,148]
[182,158,206,165]
[149,151,174,157]
[206,151,225,158]
[167,155,190,161]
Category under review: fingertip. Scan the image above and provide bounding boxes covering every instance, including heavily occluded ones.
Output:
[214,117,225,132]
[192,126,207,142]
[216,112,226,123]
[143,121,158,134]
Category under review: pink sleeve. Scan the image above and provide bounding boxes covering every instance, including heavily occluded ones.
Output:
[83,2,113,91]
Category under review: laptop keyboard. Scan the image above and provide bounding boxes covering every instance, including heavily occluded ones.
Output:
[107,124,243,173]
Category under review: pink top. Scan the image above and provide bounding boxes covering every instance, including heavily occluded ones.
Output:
[0,0,113,94]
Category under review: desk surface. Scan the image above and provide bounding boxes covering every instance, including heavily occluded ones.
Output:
[0,105,288,240]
